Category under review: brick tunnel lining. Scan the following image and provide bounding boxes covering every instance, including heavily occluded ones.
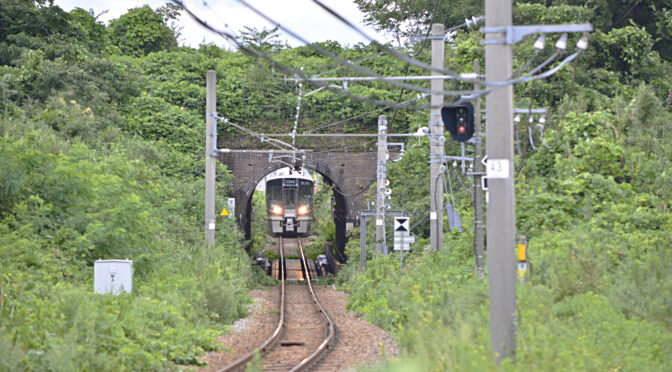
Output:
[219,151,377,259]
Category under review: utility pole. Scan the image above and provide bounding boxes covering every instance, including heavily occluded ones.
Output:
[376,114,388,256]
[205,70,217,247]
[485,0,517,363]
[473,59,485,277]
[429,23,445,252]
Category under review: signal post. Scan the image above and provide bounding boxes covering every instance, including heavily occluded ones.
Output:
[429,23,445,252]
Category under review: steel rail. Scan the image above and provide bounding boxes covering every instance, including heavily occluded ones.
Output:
[291,237,336,371]
[216,237,287,372]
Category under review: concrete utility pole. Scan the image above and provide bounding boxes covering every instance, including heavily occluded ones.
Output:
[473,59,486,277]
[485,0,517,363]
[376,114,388,256]
[205,70,217,247]
[429,23,445,252]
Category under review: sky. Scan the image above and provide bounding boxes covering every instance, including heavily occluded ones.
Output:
[53,0,391,49]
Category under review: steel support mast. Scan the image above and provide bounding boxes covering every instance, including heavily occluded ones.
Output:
[376,115,388,256]
[429,23,445,252]
[205,70,217,247]
[485,0,517,363]
[473,59,485,277]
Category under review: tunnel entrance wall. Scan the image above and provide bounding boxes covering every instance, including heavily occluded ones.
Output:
[219,151,377,256]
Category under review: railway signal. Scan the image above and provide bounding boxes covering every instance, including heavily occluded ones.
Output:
[441,101,475,142]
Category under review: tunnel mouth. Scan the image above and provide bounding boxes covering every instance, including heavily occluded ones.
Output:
[243,166,350,264]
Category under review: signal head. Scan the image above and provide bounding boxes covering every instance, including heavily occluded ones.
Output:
[441,100,475,143]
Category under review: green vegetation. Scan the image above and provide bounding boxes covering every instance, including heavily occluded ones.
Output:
[0,2,256,370]
[2,0,671,370]
[338,1,672,370]
[307,177,336,260]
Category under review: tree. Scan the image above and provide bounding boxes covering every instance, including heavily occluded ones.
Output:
[108,5,177,57]
[239,25,285,53]
[354,0,483,36]
[355,0,672,61]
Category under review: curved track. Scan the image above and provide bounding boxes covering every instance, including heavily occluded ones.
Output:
[218,236,335,372]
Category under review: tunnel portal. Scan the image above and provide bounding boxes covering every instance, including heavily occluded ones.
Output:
[219,151,377,258]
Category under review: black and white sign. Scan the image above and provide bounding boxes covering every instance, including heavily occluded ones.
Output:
[393,217,412,251]
[394,217,410,232]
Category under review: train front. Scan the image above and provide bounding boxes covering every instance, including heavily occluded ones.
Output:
[266,169,314,235]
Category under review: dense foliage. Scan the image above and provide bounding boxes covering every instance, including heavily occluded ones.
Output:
[1,0,671,370]
[339,0,672,370]
[0,2,258,370]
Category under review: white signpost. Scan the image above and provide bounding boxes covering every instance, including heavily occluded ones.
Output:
[394,217,414,269]
[227,198,235,219]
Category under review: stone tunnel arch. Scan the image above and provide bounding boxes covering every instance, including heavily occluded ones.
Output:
[219,151,377,259]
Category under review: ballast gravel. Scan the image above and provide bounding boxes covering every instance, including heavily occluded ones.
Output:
[197,285,399,371]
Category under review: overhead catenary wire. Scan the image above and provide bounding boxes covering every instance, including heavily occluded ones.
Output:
[198,0,243,48]
[179,0,587,109]
[445,15,485,35]
[217,116,297,150]
[307,93,428,134]
[233,0,491,98]
[391,0,442,128]
[173,0,455,110]
[314,52,385,78]
[310,0,571,88]
[309,0,465,77]
[291,70,304,146]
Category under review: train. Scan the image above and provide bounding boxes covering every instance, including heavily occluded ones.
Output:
[265,167,315,235]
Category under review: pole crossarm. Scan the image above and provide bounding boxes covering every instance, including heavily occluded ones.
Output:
[218,149,314,153]
[481,23,593,45]
[285,74,483,83]
[253,133,425,138]
[514,108,547,114]
[360,210,418,217]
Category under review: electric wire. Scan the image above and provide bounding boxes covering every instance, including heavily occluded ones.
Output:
[217,116,297,150]
[520,50,561,79]
[199,0,242,48]
[291,71,304,146]
[443,171,456,207]
[391,0,441,127]
[173,0,447,110]
[445,16,485,34]
[511,49,542,79]
[310,0,586,89]
[314,52,385,78]
[309,0,464,77]
[451,167,472,194]
[181,0,586,108]
[528,125,538,150]
[234,0,491,98]
[307,93,428,134]
[310,0,565,88]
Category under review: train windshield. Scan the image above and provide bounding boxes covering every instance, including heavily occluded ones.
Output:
[299,180,313,201]
[282,185,297,205]
[266,179,282,203]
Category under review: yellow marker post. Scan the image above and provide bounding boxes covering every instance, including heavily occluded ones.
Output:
[517,237,528,281]
[517,242,527,262]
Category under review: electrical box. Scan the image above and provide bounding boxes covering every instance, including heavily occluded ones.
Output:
[94,259,133,295]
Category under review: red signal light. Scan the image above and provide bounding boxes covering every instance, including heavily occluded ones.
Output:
[458,126,466,133]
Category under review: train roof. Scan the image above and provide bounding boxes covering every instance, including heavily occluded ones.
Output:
[265,167,314,182]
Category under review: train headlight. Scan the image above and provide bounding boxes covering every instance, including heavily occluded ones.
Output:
[271,205,283,215]
[297,205,309,215]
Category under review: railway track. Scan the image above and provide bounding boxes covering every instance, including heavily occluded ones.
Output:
[218,236,335,372]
